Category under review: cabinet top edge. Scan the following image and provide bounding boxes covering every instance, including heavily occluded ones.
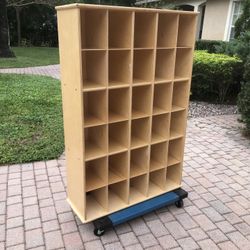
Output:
[55,3,198,15]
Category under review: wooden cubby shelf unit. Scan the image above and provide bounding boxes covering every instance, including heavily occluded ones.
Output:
[57,3,197,223]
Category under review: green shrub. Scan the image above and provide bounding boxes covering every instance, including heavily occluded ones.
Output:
[237,56,250,133]
[192,51,243,103]
[195,40,228,53]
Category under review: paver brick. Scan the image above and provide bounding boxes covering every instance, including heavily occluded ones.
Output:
[138,233,158,248]
[227,231,250,249]
[216,221,236,234]
[61,220,78,234]
[177,237,199,250]
[24,204,39,220]
[146,219,168,237]
[43,219,60,233]
[158,234,178,249]
[6,227,24,247]
[84,240,104,250]
[193,214,217,231]
[188,228,208,241]
[218,241,239,250]
[207,229,228,244]
[63,232,83,250]
[129,218,150,236]
[164,221,188,239]
[119,232,138,247]
[25,218,42,231]
[124,243,143,250]
[25,228,44,248]
[7,216,23,229]
[45,230,64,250]
[198,239,220,250]
[100,230,119,245]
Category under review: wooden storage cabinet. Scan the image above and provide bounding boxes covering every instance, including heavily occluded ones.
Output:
[56,3,197,223]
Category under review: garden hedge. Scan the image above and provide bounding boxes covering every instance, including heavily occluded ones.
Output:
[192,51,243,103]
[195,40,228,53]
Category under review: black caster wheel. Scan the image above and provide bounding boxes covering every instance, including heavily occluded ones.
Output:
[94,228,105,237]
[175,199,184,208]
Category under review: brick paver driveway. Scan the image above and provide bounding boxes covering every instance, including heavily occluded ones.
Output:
[0,66,249,249]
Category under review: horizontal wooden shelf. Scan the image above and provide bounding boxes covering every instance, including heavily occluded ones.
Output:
[168,155,181,166]
[130,163,147,178]
[172,105,185,113]
[86,171,106,192]
[170,130,183,140]
[83,82,106,91]
[85,143,107,161]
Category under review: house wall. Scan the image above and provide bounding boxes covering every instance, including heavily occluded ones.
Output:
[202,0,231,40]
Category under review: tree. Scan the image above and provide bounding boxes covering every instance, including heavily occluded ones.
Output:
[234,0,250,38]
[7,0,58,46]
[0,0,15,57]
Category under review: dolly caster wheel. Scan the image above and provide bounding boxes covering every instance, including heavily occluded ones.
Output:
[94,228,105,237]
[175,199,184,208]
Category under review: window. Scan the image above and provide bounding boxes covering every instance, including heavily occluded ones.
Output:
[229,0,243,40]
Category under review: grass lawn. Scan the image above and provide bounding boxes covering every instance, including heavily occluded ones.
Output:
[0,47,59,69]
[0,74,64,165]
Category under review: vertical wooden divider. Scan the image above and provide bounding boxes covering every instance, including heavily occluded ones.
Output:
[126,11,134,205]
[147,12,159,197]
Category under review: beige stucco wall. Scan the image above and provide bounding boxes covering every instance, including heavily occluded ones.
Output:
[202,0,230,40]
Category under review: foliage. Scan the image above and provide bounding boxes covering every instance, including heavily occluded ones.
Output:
[237,58,250,133]
[195,40,229,53]
[0,74,64,164]
[192,50,243,103]
[234,0,250,38]
[0,47,59,68]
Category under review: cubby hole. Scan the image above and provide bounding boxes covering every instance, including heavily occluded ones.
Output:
[172,80,189,112]
[109,152,128,184]
[166,163,182,191]
[109,88,130,123]
[168,138,183,166]
[109,121,129,154]
[177,14,196,47]
[133,50,154,84]
[86,187,108,221]
[131,118,150,149]
[134,12,157,48]
[109,50,131,87]
[130,146,149,178]
[85,157,108,192]
[129,174,148,204]
[174,48,193,80]
[151,114,170,144]
[81,9,108,49]
[170,110,186,140]
[109,10,133,48]
[132,85,152,119]
[84,125,107,161]
[155,49,175,83]
[148,169,166,196]
[153,82,172,115]
[109,180,128,211]
[84,90,107,127]
[157,13,178,48]
[82,51,107,90]
[150,142,168,172]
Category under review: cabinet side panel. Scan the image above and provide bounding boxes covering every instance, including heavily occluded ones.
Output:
[57,8,85,220]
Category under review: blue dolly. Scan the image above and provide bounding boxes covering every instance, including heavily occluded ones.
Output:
[93,188,187,236]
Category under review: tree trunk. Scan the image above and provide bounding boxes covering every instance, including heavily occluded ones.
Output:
[0,0,15,57]
[15,6,22,46]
